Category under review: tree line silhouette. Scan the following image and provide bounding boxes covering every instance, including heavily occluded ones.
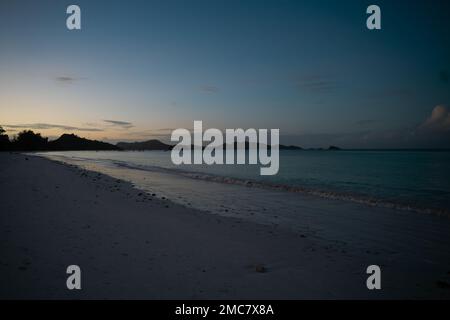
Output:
[0,126,119,151]
[0,125,340,152]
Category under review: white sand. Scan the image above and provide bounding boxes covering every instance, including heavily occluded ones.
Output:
[0,153,449,299]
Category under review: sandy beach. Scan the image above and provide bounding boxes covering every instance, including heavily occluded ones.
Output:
[1,152,449,299]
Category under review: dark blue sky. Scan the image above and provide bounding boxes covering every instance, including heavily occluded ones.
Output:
[1,0,449,147]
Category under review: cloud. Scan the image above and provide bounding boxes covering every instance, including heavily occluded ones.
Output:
[103,120,134,129]
[367,88,412,100]
[355,119,378,126]
[2,123,103,132]
[122,128,176,137]
[281,106,450,149]
[3,119,135,134]
[54,76,85,84]
[420,105,450,132]
[149,128,176,134]
[200,85,220,93]
[294,75,337,93]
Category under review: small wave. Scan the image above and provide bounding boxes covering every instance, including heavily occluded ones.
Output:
[110,160,450,217]
[39,154,450,217]
[184,173,450,217]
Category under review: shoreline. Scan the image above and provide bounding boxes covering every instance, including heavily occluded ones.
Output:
[1,152,450,299]
[38,150,450,218]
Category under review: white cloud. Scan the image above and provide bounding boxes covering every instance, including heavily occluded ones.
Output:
[420,105,450,132]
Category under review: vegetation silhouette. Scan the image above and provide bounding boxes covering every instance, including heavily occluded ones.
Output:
[0,128,118,151]
[0,126,335,152]
[0,126,10,151]
[12,130,48,151]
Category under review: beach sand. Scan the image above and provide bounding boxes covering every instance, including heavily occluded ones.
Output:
[0,153,449,299]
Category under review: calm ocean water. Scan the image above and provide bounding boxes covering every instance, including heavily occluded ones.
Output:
[38,150,450,215]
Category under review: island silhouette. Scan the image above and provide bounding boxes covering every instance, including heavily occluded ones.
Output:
[0,126,340,152]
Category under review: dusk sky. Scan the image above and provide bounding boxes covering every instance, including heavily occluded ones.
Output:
[1,0,449,148]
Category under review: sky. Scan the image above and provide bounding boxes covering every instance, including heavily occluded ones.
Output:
[0,0,449,148]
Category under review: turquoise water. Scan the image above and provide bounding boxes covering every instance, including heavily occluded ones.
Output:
[38,150,450,214]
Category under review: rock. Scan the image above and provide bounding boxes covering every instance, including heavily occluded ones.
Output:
[436,280,450,289]
[255,264,266,273]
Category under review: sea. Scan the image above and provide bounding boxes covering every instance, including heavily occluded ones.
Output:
[36,150,450,221]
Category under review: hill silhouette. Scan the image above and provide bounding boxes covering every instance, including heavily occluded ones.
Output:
[163,140,304,150]
[0,129,119,151]
[0,127,338,152]
[116,139,305,151]
[328,145,341,151]
[116,139,172,151]
[222,141,303,150]
[48,134,120,151]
